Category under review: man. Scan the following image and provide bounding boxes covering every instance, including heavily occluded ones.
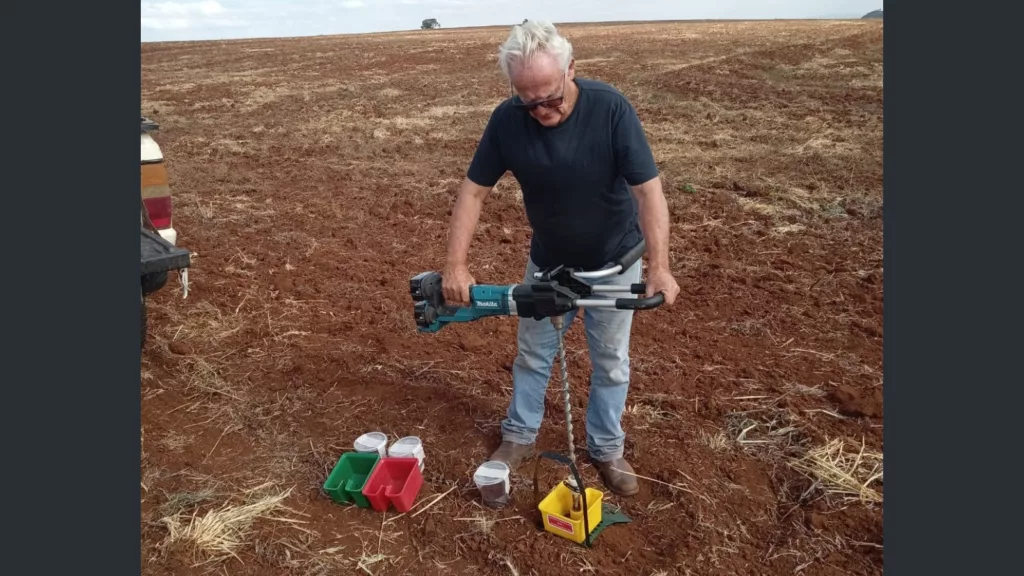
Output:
[442,20,680,496]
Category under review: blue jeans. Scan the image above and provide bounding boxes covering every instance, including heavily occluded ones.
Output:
[500,256,642,462]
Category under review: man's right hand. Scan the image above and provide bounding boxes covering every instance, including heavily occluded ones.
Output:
[442,263,476,307]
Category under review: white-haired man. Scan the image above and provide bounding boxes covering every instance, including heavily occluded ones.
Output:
[442,20,680,496]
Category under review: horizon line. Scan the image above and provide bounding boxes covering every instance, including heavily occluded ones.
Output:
[140,15,876,45]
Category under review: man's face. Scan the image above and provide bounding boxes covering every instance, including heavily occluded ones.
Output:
[510,52,575,127]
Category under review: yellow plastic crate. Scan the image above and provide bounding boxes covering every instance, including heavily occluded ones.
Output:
[537,481,603,544]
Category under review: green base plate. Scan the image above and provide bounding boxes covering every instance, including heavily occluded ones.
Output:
[580,503,631,546]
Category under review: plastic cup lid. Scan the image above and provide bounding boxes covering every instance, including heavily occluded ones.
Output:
[392,436,421,447]
[354,432,387,449]
[473,461,509,485]
[390,445,422,457]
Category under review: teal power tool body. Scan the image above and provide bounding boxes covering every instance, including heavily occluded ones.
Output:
[409,240,664,331]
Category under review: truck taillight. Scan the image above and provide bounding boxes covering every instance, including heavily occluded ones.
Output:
[144,196,172,229]
[141,162,172,229]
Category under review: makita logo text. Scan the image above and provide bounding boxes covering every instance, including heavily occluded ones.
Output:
[477,301,499,308]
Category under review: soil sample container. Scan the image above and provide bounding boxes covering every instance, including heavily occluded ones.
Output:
[322,452,380,508]
[473,461,511,508]
[361,457,424,513]
[354,432,388,458]
[388,436,425,471]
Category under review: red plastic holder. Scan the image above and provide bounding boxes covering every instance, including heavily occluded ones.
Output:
[362,457,424,513]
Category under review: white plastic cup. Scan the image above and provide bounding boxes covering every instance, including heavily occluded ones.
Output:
[388,436,425,471]
[473,461,510,508]
[353,432,388,458]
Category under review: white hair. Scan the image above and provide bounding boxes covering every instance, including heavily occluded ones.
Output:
[497,20,573,79]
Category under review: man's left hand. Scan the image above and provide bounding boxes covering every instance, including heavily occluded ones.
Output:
[644,267,680,306]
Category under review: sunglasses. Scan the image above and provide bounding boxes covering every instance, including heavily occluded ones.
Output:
[510,75,566,111]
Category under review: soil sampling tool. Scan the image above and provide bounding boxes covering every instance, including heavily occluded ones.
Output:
[410,240,663,545]
[531,309,633,546]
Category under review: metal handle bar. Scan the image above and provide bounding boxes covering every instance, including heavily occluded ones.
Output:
[573,239,648,280]
[534,240,649,281]
[590,284,648,294]
[570,266,624,280]
[574,281,666,310]
[576,292,665,311]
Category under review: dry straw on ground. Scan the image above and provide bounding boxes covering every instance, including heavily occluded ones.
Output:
[788,437,883,504]
[159,483,305,565]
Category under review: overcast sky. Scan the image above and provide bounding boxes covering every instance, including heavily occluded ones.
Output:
[140,0,883,42]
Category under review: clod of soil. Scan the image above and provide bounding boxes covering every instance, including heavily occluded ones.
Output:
[272,276,294,293]
[732,180,768,197]
[167,342,192,355]
[458,333,487,353]
[712,190,738,206]
[830,385,883,418]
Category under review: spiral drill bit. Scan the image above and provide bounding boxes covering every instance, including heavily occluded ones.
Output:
[551,315,583,517]
[551,315,575,465]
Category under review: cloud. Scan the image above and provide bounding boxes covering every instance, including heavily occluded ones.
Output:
[140,1,243,31]
[341,0,366,7]
[400,0,471,5]
[140,17,190,29]
[142,1,226,17]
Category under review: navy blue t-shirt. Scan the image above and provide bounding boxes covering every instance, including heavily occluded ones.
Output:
[466,77,659,271]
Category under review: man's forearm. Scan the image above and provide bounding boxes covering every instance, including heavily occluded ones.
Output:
[634,177,672,273]
[445,178,488,267]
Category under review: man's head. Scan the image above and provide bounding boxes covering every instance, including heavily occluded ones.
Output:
[498,20,576,127]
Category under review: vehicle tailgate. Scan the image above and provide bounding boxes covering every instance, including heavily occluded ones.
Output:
[141,227,190,276]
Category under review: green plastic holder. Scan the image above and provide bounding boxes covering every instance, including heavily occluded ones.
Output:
[324,452,380,507]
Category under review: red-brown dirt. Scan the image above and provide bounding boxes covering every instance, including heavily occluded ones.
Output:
[141,19,883,575]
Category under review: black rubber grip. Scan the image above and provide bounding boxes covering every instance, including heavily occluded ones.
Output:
[612,239,647,273]
[615,292,665,310]
[630,283,647,295]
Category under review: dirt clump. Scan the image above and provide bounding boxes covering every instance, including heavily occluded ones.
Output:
[830,385,883,418]
[167,342,192,355]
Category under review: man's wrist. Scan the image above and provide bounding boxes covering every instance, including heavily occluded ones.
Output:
[647,261,672,275]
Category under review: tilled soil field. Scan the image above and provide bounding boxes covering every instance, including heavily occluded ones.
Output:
[141,19,883,576]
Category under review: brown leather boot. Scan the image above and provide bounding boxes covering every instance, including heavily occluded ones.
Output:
[593,457,640,496]
[489,441,536,469]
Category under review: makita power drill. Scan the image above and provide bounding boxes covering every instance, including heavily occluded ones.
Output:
[409,240,664,333]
